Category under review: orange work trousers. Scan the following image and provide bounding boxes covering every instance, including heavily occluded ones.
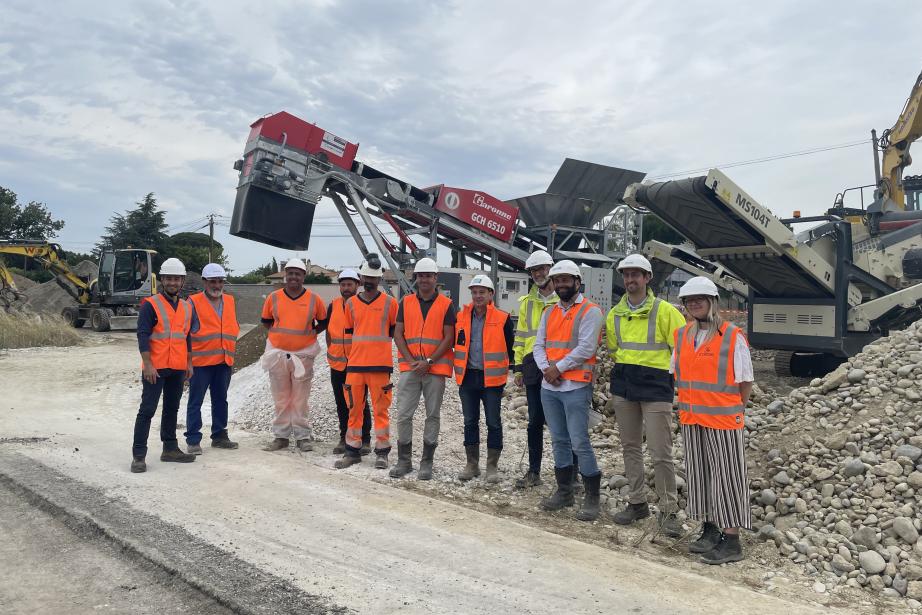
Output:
[344,372,393,453]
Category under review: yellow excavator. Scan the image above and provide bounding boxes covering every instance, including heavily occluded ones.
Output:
[0,240,157,331]
[870,69,922,216]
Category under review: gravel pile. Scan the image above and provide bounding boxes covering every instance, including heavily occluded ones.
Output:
[20,260,97,314]
[743,319,922,602]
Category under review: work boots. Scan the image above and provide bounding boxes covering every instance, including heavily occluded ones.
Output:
[333,437,347,455]
[374,450,389,469]
[485,449,502,484]
[160,448,196,463]
[515,470,542,489]
[262,438,289,451]
[689,521,722,554]
[575,473,602,522]
[334,452,361,469]
[657,512,684,538]
[458,445,480,481]
[187,444,203,456]
[211,437,238,449]
[360,442,372,456]
[540,466,575,511]
[389,442,413,478]
[130,457,146,473]
[701,533,744,565]
[417,442,437,481]
[296,439,313,452]
[612,502,650,525]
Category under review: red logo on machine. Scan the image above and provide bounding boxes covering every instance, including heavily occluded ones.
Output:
[429,185,519,243]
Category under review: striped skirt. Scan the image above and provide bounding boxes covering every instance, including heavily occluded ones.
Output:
[681,423,752,530]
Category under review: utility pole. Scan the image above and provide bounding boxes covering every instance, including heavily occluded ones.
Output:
[207,213,215,262]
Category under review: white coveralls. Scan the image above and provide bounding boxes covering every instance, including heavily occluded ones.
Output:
[261,339,321,440]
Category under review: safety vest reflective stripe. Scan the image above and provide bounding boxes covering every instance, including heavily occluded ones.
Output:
[189,293,239,366]
[454,302,510,386]
[189,333,238,342]
[266,290,322,351]
[676,401,744,415]
[269,292,316,336]
[675,322,744,429]
[326,297,350,371]
[513,290,558,363]
[544,299,599,382]
[144,294,191,370]
[397,294,454,377]
[613,299,670,351]
[345,293,397,371]
[191,349,237,358]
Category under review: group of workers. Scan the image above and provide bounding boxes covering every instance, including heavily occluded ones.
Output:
[130,249,754,565]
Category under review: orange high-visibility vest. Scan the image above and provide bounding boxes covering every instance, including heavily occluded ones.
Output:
[454,302,510,387]
[674,322,745,430]
[144,293,191,371]
[344,291,398,372]
[398,293,454,377]
[326,296,352,371]
[189,292,239,367]
[544,299,599,383]
[261,288,326,351]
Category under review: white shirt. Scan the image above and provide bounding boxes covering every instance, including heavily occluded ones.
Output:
[669,328,754,383]
[533,293,604,392]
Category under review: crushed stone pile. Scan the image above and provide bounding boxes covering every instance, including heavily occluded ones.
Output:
[743,319,922,601]
[10,272,36,290]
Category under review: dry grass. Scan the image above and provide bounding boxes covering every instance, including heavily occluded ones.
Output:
[0,310,83,349]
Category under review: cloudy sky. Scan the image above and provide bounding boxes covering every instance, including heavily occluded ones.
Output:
[2,0,921,274]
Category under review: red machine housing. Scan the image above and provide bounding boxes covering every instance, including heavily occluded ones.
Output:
[428,185,519,242]
[246,111,359,170]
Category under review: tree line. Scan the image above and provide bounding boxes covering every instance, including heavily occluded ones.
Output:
[0,186,330,284]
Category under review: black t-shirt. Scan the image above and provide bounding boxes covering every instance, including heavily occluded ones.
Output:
[396,292,456,326]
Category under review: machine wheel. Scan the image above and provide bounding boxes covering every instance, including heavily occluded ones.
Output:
[91,308,113,332]
[61,307,85,328]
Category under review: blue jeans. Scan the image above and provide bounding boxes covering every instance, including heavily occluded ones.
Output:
[185,363,233,445]
[540,385,599,476]
[459,370,504,450]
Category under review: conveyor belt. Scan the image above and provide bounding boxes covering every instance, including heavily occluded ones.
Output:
[631,176,832,298]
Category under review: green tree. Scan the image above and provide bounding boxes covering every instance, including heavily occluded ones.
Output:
[0,187,66,240]
[641,215,685,245]
[166,231,227,274]
[96,193,169,264]
[305,273,331,284]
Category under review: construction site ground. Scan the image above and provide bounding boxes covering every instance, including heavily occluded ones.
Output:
[0,331,895,614]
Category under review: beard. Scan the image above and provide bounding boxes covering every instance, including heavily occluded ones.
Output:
[557,286,577,302]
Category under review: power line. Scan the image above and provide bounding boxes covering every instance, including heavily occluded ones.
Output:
[649,139,868,180]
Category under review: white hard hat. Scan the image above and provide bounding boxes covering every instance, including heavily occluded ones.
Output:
[678,276,720,299]
[468,274,495,291]
[358,253,384,278]
[201,263,227,279]
[548,259,581,279]
[284,258,307,272]
[159,257,186,276]
[338,268,360,282]
[413,257,439,274]
[617,253,653,274]
[525,250,554,269]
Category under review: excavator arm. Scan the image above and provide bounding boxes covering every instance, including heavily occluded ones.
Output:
[0,241,92,305]
[877,69,922,211]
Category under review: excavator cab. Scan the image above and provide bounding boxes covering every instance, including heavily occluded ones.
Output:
[95,249,155,303]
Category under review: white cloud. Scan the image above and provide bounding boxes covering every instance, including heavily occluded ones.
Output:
[1,0,921,272]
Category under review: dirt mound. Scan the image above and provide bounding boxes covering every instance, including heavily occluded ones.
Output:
[10,273,36,290]
[232,325,267,373]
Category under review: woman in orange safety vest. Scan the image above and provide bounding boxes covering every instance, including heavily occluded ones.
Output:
[672,276,754,565]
